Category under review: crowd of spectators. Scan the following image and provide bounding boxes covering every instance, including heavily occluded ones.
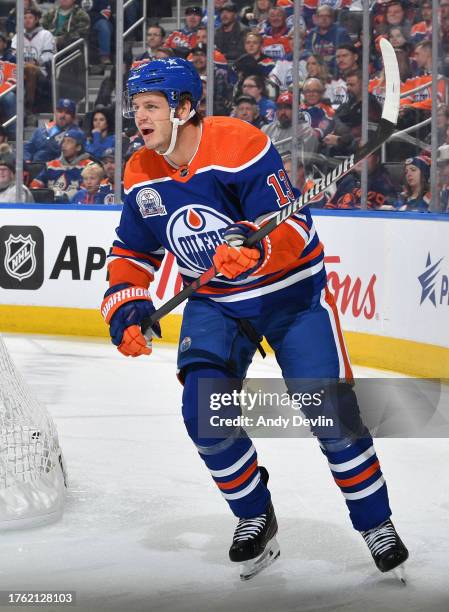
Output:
[0,0,448,211]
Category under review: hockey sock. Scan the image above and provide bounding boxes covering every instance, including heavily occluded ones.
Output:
[182,365,270,518]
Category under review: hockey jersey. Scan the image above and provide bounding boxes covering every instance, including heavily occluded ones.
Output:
[108,117,326,318]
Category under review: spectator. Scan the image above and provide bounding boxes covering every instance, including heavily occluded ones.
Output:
[188,44,232,115]
[262,91,318,157]
[388,25,413,57]
[0,32,15,62]
[94,52,133,108]
[258,6,292,61]
[327,43,359,108]
[0,126,12,154]
[281,153,306,190]
[42,0,90,51]
[24,97,77,162]
[323,70,382,154]
[384,1,412,40]
[215,2,248,63]
[300,78,335,144]
[0,153,33,203]
[6,0,40,40]
[268,36,308,91]
[241,0,274,29]
[135,24,166,61]
[234,94,267,128]
[82,0,113,65]
[11,7,55,118]
[97,147,124,204]
[165,6,203,56]
[234,31,275,78]
[438,146,449,213]
[154,46,175,59]
[202,0,226,29]
[30,127,95,200]
[85,108,115,159]
[304,5,351,75]
[400,41,443,114]
[71,162,104,204]
[398,155,431,212]
[326,149,397,210]
[241,74,276,122]
[305,54,331,90]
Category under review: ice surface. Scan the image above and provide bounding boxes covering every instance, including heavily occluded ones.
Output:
[1,335,448,612]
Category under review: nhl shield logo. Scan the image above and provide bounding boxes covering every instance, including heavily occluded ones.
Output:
[4,234,37,281]
[136,187,167,218]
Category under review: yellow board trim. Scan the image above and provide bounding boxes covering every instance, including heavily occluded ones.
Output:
[1,305,448,378]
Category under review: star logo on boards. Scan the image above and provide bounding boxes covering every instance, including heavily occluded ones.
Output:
[418,253,443,307]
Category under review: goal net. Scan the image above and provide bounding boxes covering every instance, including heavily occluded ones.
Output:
[0,335,67,529]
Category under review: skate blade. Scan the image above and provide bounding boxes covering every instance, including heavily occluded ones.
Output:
[393,564,407,585]
[239,537,280,581]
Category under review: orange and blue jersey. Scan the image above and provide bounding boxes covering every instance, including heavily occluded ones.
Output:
[31,156,93,199]
[108,116,326,318]
[400,73,446,112]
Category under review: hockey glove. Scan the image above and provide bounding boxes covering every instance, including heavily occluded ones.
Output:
[100,283,161,357]
[213,221,271,281]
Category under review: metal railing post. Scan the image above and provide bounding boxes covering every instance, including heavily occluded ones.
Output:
[360,0,370,210]
[115,0,124,205]
[15,0,24,203]
[291,0,303,188]
[206,0,215,117]
[431,0,438,211]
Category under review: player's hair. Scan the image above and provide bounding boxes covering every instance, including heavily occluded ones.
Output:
[178,92,202,126]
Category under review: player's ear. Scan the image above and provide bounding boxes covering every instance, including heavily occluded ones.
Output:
[176,96,192,121]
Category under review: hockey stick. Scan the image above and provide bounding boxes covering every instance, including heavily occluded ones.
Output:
[141,39,400,338]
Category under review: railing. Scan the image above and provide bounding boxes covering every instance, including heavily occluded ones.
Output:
[123,0,147,50]
[51,39,89,115]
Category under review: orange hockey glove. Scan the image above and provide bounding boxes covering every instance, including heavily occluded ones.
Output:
[213,221,270,281]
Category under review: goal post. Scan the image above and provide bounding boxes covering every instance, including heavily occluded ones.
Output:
[0,335,67,530]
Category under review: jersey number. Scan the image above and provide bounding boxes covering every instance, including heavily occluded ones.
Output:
[267,170,294,207]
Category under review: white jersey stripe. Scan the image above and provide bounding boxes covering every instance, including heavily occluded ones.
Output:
[327,445,376,473]
[209,444,256,478]
[209,260,324,303]
[106,255,155,277]
[341,475,385,500]
[221,472,261,500]
[319,287,345,378]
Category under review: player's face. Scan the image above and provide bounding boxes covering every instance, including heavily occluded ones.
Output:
[132,92,172,151]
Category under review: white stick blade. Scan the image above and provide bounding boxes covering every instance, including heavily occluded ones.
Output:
[380,38,401,125]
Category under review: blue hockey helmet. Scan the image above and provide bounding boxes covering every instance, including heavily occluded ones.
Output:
[123,57,202,118]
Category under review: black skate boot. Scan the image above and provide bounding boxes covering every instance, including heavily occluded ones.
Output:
[229,466,280,580]
[361,519,409,581]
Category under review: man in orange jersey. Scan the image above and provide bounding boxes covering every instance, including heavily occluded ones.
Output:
[100,57,408,581]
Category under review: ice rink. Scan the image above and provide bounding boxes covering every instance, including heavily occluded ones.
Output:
[1,334,449,612]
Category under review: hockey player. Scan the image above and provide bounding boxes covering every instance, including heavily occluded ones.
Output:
[100,57,409,580]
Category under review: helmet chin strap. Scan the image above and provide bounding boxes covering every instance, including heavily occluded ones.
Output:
[156,108,196,157]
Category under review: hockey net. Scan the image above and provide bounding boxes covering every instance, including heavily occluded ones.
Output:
[0,335,67,529]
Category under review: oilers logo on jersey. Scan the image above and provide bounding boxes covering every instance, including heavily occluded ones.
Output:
[166,205,231,273]
[136,187,167,218]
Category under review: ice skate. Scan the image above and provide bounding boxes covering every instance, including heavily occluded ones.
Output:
[361,519,409,583]
[229,467,279,580]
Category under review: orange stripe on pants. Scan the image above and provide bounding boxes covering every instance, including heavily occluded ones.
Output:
[216,460,258,491]
[334,460,380,488]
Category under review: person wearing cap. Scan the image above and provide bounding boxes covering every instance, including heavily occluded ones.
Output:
[397,155,431,212]
[215,2,248,63]
[71,162,105,204]
[165,6,203,55]
[24,98,77,162]
[96,147,124,204]
[11,7,55,118]
[233,94,267,129]
[0,154,33,203]
[30,127,96,200]
[187,43,233,115]
[262,90,318,157]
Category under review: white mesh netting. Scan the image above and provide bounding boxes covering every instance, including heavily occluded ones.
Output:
[0,335,67,529]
